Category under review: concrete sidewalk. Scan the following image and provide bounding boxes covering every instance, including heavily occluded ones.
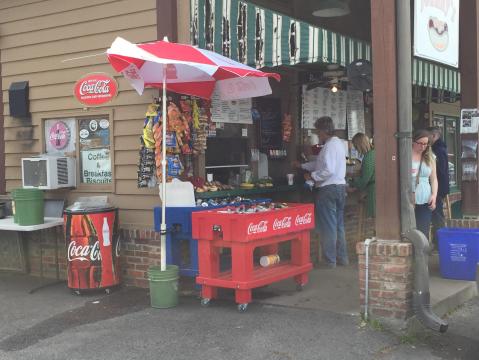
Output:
[254,259,478,321]
[0,265,477,360]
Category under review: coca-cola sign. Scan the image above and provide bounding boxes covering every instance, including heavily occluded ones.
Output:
[74,73,118,106]
[49,121,70,150]
[295,213,313,226]
[272,216,292,231]
[247,220,268,234]
[68,240,102,262]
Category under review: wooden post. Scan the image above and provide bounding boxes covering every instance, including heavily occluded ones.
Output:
[370,0,401,239]
[460,1,479,215]
[0,52,4,194]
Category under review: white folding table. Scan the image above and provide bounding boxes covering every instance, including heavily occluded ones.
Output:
[0,217,64,293]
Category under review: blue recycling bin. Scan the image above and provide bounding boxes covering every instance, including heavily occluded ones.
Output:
[437,228,479,281]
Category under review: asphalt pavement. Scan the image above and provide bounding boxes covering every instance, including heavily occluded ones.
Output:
[0,272,478,360]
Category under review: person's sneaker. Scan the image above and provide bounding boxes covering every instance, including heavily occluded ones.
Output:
[337,260,349,266]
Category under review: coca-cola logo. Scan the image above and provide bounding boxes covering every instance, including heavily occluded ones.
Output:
[273,216,292,230]
[74,73,118,106]
[68,240,101,262]
[247,220,268,234]
[49,121,70,150]
[295,213,313,226]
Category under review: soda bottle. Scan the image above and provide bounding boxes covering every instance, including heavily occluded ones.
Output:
[83,214,101,289]
[100,216,116,288]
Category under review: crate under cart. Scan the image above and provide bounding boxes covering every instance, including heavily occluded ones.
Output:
[192,203,314,312]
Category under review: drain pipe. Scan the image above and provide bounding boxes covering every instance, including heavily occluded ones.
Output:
[396,0,447,332]
[403,229,448,332]
[364,237,376,321]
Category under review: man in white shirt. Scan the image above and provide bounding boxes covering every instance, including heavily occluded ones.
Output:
[297,116,348,268]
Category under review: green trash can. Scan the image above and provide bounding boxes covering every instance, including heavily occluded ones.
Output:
[13,188,44,226]
[148,265,179,308]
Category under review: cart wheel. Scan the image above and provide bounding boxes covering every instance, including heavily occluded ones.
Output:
[200,298,211,307]
[296,284,305,292]
[237,303,248,313]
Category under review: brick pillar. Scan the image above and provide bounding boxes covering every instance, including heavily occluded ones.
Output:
[356,240,414,321]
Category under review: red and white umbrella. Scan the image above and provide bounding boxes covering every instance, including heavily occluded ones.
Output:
[107,37,280,100]
[107,37,280,271]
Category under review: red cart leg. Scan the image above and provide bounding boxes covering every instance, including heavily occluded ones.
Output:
[197,239,219,300]
[292,231,311,288]
[231,242,254,307]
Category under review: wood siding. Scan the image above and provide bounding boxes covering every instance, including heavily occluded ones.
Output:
[0,0,162,228]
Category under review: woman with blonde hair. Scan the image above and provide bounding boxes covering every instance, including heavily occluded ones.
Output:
[411,129,438,239]
[349,133,375,217]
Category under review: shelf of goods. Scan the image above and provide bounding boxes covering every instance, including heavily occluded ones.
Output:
[194,184,299,199]
[192,203,314,312]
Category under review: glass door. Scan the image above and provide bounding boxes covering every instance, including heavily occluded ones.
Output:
[431,115,459,189]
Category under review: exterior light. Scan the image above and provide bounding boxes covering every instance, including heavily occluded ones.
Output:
[312,0,350,18]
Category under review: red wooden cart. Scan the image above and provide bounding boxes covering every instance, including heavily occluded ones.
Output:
[192,203,314,312]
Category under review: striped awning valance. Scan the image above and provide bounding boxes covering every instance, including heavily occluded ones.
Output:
[190,0,460,93]
[413,58,460,93]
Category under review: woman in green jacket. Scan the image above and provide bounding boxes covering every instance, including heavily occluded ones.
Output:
[349,133,375,218]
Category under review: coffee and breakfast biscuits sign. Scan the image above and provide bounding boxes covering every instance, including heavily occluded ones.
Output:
[74,73,118,106]
[414,0,459,68]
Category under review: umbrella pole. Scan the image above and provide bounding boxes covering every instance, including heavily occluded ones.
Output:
[160,66,167,271]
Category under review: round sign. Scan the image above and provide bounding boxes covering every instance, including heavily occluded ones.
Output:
[73,73,118,107]
[79,129,90,139]
[89,120,98,132]
[99,119,109,129]
[49,121,70,150]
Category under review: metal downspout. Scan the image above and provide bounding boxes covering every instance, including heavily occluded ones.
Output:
[396,0,447,332]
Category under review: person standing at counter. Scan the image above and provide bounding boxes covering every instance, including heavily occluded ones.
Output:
[294,116,348,268]
[348,133,376,218]
[412,129,438,240]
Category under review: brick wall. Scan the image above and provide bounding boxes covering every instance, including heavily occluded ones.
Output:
[24,227,162,288]
[447,218,479,228]
[356,240,414,320]
[25,196,375,288]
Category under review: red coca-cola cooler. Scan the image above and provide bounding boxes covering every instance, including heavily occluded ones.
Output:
[64,207,121,294]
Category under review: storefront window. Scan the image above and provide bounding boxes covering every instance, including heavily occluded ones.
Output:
[78,118,112,185]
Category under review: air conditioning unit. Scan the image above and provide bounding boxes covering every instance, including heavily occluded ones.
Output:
[22,156,76,189]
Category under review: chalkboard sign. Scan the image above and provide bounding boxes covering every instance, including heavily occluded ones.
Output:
[254,98,283,154]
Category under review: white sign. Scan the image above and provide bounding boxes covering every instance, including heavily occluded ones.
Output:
[347,90,366,140]
[211,91,253,124]
[81,148,112,184]
[414,0,459,68]
[460,109,479,134]
[301,86,347,130]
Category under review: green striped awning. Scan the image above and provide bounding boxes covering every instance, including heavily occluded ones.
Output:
[190,0,460,93]
[413,58,460,93]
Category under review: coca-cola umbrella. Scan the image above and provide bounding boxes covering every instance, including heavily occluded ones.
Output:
[106,37,280,271]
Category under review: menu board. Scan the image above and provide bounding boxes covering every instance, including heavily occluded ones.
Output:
[301,86,347,130]
[346,90,366,140]
[210,91,253,124]
[255,98,282,152]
